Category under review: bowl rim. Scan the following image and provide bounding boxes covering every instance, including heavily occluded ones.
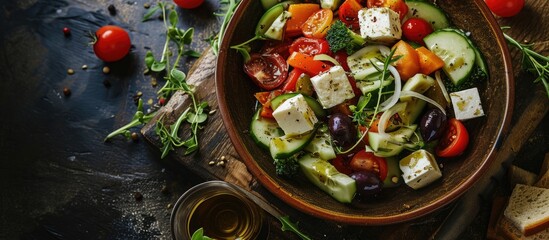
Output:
[215,0,514,225]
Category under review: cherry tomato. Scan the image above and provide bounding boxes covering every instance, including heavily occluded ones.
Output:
[436,118,470,158]
[367,0,409,20]
[339,0,363,30]
[93,25,131,62]
[333,51,350,71]
[261,39,292,59]
[289,37,331,56]
[302,9,333,39]
[402,18,434,45]
[349,150,388,181]
[485,0,524,17]
[254,90,283,118]
[244,53,289,90]
[173,0,204,9]
[330,156,354,175]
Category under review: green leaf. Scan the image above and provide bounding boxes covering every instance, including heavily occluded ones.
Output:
[182,28,195,45]
[151,61,166,72]
[142,5,160,22]
[145,51,155,69]
[183,50,201,58]
[187,112,208,124]
[191,228,213,240]
[279,216,312,240]
[170,69,186,82]
[169,9,178,27]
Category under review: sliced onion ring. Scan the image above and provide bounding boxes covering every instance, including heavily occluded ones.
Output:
[377,102,406,137]
[379,65,402,112]
[313,54,340,66]
[435,70,451,105]
[400,90,447,115]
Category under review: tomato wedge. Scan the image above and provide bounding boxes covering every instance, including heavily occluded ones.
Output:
[260,39,292,59]
[349,150,388,181]
[338,0,363,30]
[367,0,408,20]
[302,8,333,39]
[287,51,332,76]
[289,37,330,56]
[282,68,305,91]
[436,118,470,158]
[254,90,284,118]
[331,156,353,175]
[244,53,288,90]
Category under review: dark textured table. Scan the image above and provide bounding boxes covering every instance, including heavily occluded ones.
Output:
[1,0,547,239]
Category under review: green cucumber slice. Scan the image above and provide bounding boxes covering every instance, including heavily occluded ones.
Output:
[299,154,356,203]
[347,45,390,81]
[368,125,418,157]
[250,108,283,149]
[424,29,476,86]
[304,126,336,160]
[270,129,316,159]
[405,0,450,30]
[255,1,293,38]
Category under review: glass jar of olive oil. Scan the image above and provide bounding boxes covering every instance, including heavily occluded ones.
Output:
[171,181,264,240]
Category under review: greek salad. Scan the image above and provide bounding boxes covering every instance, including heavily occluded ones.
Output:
[235,0,488,204]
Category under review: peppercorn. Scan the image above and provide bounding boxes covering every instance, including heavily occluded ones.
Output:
[158,97,166,106]
[107,4,116,15]
[131,132,139,141]
[134,192,143,201]
[63,27,71,37]
[63,87,71,97]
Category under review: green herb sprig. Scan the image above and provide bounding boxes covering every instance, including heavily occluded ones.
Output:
[106,2,208,158]
[279,216,312,240]
[190,228,213,240]
[502,26,549,98]
[209,0,241,56]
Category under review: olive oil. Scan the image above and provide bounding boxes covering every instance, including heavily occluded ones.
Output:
[187,192,262,240]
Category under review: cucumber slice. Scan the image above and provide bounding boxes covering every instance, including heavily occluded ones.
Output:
[264,11,292,40]
[368,125,418,157]
[383,157,402,188]
[299,154,356,203]
[256,1,293,38]
[424,30,476,86]
[250,108,283,149]
[405,0,450,30]
[356,77,394,94]
[261,0,284,10]
[399,74,435,125]
[270,129,316,159]
[347,45,390,81]
[304,126,336,160]
[271,93,327,118]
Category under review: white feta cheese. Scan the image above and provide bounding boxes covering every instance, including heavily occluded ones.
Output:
[310,66,355,109]
[399,150,442,190]
[320,0,341,11]
[272,94,318,136]
[358,7,402,44]
[449,87,485,121]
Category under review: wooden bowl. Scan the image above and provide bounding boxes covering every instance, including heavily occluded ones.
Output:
[216,0,513,225]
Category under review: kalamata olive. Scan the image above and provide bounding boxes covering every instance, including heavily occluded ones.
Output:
[350,171,383,200]
[420,108,447,142]
[328,112,357,149]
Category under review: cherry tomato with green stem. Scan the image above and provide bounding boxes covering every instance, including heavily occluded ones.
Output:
[173,0,204,9]
[93,25,131,62]
[484,0,524,17]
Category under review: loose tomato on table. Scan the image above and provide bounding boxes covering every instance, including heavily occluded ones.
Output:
[289,37,331,56]
[436,118,470,158]
[367,0,409,20]
[302,8,333,39]
[93,25,131,62]
[402,17,434,45]
[173,0,204,9]
[338,0,363,30]
[485,0,524,17]
[244,53,289,90]
[349,150,388,181]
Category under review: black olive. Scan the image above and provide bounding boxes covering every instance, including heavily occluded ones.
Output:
[420,108,447,142]
[328,113,357,149]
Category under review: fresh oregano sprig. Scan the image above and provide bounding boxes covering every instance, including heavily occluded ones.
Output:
[279,216,312,240]
[209,0,241,56]
[502,26,549,98]
[104,99,155,141]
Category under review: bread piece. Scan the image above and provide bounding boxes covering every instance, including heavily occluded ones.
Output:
[498,215,549,240]
[503,184,549,236]
[508,165,538,187]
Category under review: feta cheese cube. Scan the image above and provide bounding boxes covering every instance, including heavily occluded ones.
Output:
[358,7,402,44]
[449,87,485,121]
[272,94,318,136]
[310,66,355,109]
[400,150,442,190]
